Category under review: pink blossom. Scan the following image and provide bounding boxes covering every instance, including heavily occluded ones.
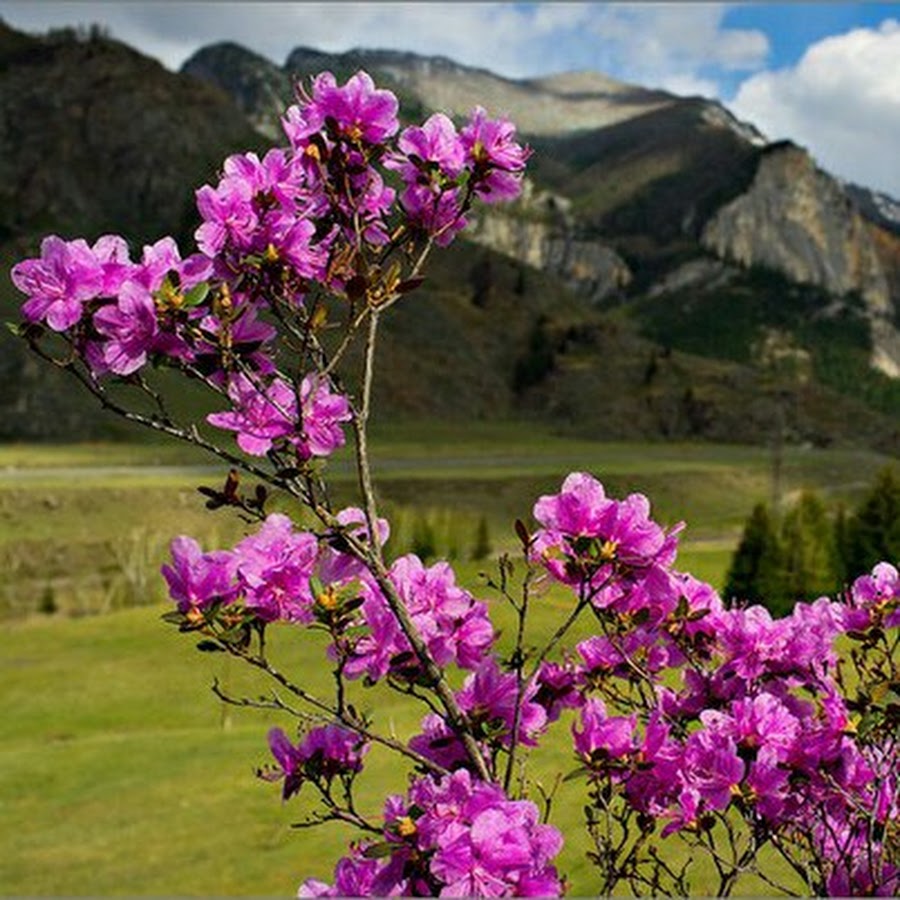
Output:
[572,697,638,768]
[681,729,745,813]
[846,562,900,629]
[92,281,160,375]
[261,726,305,801]
[456,657,547,748]
[532,472,682,613]
[233,513,319,622]
[262,724,366,803]
[460,106,530,203]
[161,535,236,612]
[12,235,104,331]
[207,374,297,456]
[305,70,399,144]
[298,723,369,779]
[295,374,352,461]
[399,183,467,246]
[309,769,563,897]
[391,113,466,182]
[343,555,494,683]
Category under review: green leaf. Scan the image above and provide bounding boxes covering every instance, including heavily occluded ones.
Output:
[183,282,210,307]
[362,841,394,859]
[563,765,590,783]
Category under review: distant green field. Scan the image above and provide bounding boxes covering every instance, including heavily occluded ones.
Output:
[0,430,890,619]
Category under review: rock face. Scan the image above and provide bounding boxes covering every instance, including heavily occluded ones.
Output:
[467,183,631,302]
[701,143,899,376]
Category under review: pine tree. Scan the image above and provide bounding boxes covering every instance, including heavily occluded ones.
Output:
[841,467,900,580]
[779,491,839,605]
[724,503,784,605]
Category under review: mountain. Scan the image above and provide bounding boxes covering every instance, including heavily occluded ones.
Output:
[0,23,897,453]
[0,21,266,437]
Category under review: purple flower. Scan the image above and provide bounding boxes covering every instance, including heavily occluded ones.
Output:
[195,179,257,258]
[12,235,104,331]
[343,555,494,683]
[260,726,305,801]
[309,769,564,898]
[576,629,671,682]
[161,535,236,613]
[682,728,745,812]
[92,234,134,295]
[305,70,399,145]
[92,282,160,375]
[408,712,474,772]
[298,855,389,898]
[572,697,638,768]
[317,506,390,586]
[456,657,547,747]
[299,723,369,779]
[195,301,277,376]
[846,561,900,630]
[261,723,368,806]
[460,106,530,203]
[233,513,319,622]
[295,374,352,461]
[533,660,582,723]
[391,113,466,182]
[724,693,800,760]
[399,183,467,247]
[207,374,298,456]
[532,473,682,616]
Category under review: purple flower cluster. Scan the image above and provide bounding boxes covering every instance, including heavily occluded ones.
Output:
[383,106,530,247]
[300,769,563,897]
[522,475,898,893]
[532,472,683,612]
[206,372,350,459]
[262,723,369,801]
[162,513,321,624]
[342,554,495,683]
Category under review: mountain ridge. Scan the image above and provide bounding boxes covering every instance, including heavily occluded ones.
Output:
[0,22,897,453]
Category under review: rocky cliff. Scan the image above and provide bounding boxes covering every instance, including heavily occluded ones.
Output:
[701,143,899,376]
[466,182,631,302]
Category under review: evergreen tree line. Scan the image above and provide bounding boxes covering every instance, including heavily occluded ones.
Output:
[724,467,899,616]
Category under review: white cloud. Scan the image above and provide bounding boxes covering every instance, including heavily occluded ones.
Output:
[580,4,768,89]
[730,20,900,197]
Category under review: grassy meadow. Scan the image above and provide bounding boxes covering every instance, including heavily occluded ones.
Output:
[1,425,893,894]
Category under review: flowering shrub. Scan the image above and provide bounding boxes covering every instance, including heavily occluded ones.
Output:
[11,69,899,897]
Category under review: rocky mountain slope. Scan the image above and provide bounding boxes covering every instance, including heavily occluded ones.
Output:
[0,22,897,452]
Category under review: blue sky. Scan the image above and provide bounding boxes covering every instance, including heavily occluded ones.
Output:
[1,2,898,195]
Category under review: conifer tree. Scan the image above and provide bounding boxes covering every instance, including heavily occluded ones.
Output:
[724,502,784,605]
[780,491,838,605]
[841,467,900,580]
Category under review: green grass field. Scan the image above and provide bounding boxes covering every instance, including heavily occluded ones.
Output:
[0,430,893,894]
